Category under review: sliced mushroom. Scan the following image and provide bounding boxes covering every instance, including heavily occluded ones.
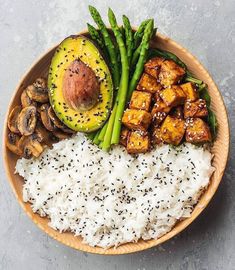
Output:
[48,106,75,134]
[48,106,65,129]
[34,122,58,147]
[40,104,55,131]
[61,126,75,134]
[17,106,37,136]
[26,84,49,103]
[33,77,47,89]
[52,129,71,140]
[21,89,37,108]
[8,106,21,133]
[19,135,44,159]
[6,132,22,156]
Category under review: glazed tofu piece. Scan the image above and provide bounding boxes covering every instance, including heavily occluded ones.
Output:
[160,85,186,107]
[171,106,184,119]
[122,109,152,131]
[184,99,208,118]
[137,73,162,93]
[158,60,186,87]
[153,92,161,102]
[129,91,152,111]
[127,131,150,154]
[151,126,163,145]
[160,115,185,145]
[151,99,171,126]
[180,82,199,101]
[144,57,165,79]
[185,118,211,143]
[120,127,129,147]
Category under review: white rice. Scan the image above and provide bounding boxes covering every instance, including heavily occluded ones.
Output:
[15,133,214,248]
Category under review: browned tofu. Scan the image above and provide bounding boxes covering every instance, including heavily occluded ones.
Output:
[144,57,165,79]
[160,85,186,107]
[151,126,163,145]
[185,118,211,143]
[171,106,184,119]
[137,73,162,93]
[151,99,171,126]
[153,92,161,102]
[184,99,208,118]
[127,131,150,154]
[160,115,185,145]
[122,109,152,131]
[129,91,152,111]
[158,60,186,87]
[120,127,129,147]
[180,82,199,101]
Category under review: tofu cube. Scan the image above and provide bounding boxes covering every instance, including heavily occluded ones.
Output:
[185,118,212,143]
[184,99,208,118]
[120,127,129,147]
[153,92,161,102]
[127,131,150,154]
[137,73,162,93]
[180,82,199,101]
[170,106,184,119]
[129,91,152,111]
[160,85,186,107]
[122,109,152,131]
[151,99,171,126]
[159,60,186,87]
[151,127,163,145]
[144,57,165,79]
[160,115,185,145]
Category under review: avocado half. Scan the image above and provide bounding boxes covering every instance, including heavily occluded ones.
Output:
[48,35,113,132]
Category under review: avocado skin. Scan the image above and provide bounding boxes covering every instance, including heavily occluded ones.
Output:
[48,35,113,133]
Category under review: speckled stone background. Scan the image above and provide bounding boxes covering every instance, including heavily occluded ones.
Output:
[0,0,234,269]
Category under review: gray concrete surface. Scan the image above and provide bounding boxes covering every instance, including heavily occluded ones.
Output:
[0,0,234,269]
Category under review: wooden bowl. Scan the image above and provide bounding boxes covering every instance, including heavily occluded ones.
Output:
[3,30,230,255]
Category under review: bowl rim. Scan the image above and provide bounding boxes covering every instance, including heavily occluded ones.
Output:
[2,30,230,255]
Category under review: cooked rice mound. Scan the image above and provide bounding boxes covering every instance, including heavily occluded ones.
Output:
[16,133,213,248]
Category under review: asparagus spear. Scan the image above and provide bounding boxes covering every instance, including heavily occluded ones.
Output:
[87,23,110,61]
[127,19,154,100]
[98,121,108,141]
[108,8,130,145]
[87,23,105,49]
[131,43,141,68]
[102,104,117,150]
[89,5,120,90]
[131,27,157,70]
[122,15,133,65]
[93,130,101,145]
[133,19,151,49]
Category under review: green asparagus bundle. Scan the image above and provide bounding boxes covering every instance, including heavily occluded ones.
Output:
[87,6,154,149]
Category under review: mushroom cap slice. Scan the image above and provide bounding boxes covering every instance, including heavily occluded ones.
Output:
[48,106,65,129]
[61,126,76,134]
[18,135,44,158]
[48,106,75,134]
[34,122,58,147]
[52,129,71,140]
[8,106,21,133]
[33,78,47,89]
[6,132,23,156]
[40,104,55,131]
[17,106,37,136]
[21,89,37,108]
[26,84,49,103]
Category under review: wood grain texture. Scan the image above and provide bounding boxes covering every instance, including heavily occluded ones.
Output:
[2,31,230,255]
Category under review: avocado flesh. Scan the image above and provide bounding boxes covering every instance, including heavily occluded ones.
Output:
[48,35,113,132]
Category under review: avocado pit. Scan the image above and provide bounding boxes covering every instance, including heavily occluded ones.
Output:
[62,60,100,111]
